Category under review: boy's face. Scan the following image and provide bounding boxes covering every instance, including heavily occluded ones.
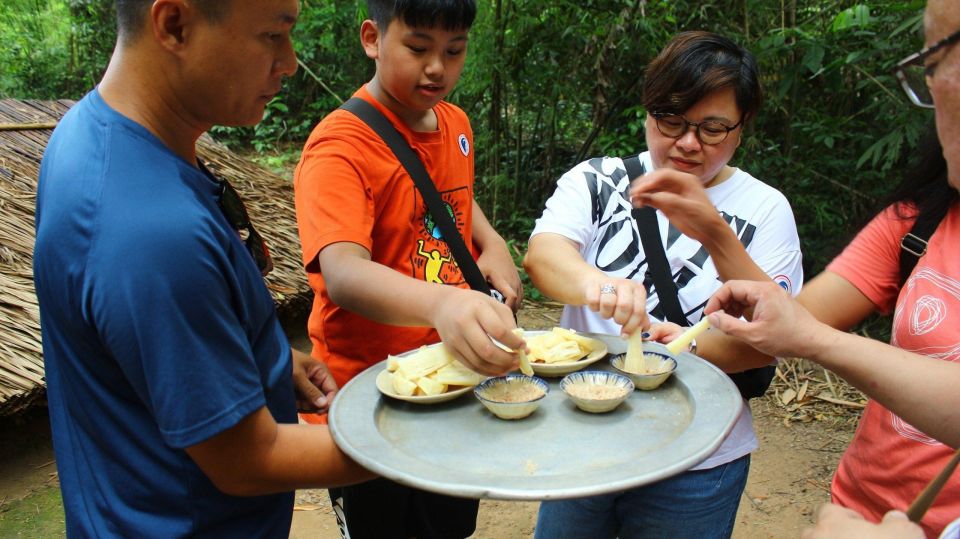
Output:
[363,17,469,116]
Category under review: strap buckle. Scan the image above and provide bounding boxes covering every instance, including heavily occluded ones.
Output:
[900,232,928,258]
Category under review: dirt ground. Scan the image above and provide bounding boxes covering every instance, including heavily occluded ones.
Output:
[0,300,861,538]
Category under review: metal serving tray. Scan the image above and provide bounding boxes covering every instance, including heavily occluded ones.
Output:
[328,336,742,500]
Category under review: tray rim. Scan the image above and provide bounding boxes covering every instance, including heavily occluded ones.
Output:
[329,335,743,501]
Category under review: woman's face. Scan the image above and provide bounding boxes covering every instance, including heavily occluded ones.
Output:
[644,86,743,188]
[925,0,960,189]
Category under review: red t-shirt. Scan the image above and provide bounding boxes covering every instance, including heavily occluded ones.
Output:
[827,202,960,537]
[294,86,476,397]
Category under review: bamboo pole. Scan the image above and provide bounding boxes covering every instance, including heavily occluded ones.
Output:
[0,122,58,131]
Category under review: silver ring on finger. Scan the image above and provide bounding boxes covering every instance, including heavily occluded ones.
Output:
[600,283,617,295]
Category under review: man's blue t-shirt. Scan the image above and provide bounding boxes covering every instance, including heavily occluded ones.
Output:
[34,89,297,537]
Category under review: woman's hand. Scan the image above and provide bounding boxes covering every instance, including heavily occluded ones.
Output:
[801,505,923,539]
[630,168,728,245]
[581,276,650,337]
[705,280,831,360]
[291,349,338,414]
[644,322,685,346]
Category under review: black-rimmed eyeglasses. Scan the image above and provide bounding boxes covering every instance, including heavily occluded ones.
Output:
[651,112,743,145]
[894,28,960,109]
[218,179,274,276]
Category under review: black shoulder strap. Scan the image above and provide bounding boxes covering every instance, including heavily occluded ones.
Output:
[899,207,948,286]
[340,97,491,295]
[623,155,688,326]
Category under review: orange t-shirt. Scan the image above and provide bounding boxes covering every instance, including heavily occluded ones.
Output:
[827,202,960,538]
[294,86,476,397]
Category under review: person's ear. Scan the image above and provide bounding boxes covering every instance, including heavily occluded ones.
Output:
[360,19,382,60]
[151,0,193,52]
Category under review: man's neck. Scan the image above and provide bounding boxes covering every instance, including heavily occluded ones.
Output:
[98,46,205,166]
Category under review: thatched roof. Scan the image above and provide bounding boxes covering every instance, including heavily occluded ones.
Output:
[0,99,311,416]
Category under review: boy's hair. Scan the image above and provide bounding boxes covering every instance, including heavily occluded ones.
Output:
[366,0,476,32]
[643,31,763,124]
[115,0,230,42]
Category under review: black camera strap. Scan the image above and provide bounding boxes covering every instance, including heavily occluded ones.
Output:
[623,156,688,326]
[340,97,491,295]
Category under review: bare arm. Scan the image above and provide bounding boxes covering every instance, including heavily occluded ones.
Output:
[471,201,523,312]
[707,279,960,448]
[186,406,374,496]
[317,242,521,375]
[523,233,649,336]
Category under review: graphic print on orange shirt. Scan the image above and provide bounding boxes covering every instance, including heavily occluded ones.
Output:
[410,185,469,286]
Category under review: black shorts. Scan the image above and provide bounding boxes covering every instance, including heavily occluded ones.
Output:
[329,478,479,539]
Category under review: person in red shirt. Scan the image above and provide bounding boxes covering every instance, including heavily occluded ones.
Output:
[702,3,960,537]
[293,1,523,537]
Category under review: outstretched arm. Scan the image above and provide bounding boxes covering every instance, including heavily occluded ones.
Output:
[317,241,522,375]
[706,279,960,448]
[523,232,649,337]
[186,406,375,496]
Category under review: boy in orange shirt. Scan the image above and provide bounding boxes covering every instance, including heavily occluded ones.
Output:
[293,1,523,537]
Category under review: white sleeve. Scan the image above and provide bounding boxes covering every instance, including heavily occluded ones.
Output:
[529,161,598,250]
[746,190,805,297]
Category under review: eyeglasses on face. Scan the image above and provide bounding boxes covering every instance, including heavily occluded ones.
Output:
[893,28,960,109]
[651,112,743,145]
[218,179,274,276]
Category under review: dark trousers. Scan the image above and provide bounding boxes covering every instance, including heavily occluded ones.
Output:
[329,478,479,539]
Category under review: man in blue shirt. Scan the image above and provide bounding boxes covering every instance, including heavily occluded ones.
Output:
[33,1,371,536]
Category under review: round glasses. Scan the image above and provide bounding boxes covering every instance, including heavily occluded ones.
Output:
[893,28,960,109]
[651,112,742,145]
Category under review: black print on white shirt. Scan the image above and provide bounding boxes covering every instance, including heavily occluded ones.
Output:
[583,160,758,324]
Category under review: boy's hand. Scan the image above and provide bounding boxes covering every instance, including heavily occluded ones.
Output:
[476,244,523,312]
[291,349,339,414]
[582,276,649,337]
[432,288,523,375]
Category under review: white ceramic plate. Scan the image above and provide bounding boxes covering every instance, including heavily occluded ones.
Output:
[527,331,609,377]
[375,369,475,404]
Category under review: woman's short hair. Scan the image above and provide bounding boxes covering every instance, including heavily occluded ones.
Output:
[643,31,763,124]
[366,0,477,32]
[115,0,229,42]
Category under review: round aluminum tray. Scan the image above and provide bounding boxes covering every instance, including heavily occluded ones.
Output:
[328,336,743,500]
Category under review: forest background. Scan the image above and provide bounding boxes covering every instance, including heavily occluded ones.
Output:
[1,0,932,314]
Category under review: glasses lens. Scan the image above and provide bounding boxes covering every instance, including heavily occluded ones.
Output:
[656,115,686,137]
[698,122,731,145]
[897,64,934,108]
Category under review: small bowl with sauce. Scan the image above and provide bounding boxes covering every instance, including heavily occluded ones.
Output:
[610,351,677,390]
[474,375,549,420]
[560,371,633,413]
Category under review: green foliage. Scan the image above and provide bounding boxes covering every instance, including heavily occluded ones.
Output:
[1,0,931,279]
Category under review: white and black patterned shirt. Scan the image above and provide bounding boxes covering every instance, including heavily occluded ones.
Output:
[530,151,804,469]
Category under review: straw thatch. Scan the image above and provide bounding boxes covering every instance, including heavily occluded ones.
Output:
[0,99,311,416]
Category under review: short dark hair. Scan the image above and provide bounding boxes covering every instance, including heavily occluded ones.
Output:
[115,0,230,42]
[366,0,476,32]
[643,31,763,124]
